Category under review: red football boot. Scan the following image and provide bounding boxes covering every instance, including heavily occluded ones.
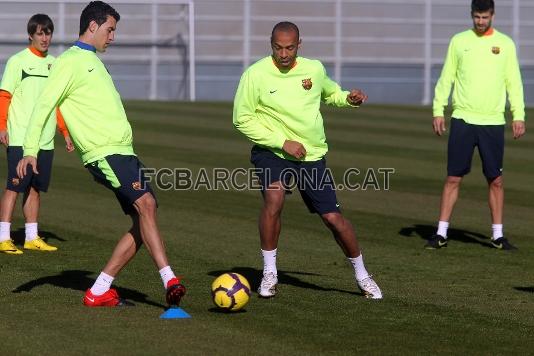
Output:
[83,288,132,307]
[166,278,186,306]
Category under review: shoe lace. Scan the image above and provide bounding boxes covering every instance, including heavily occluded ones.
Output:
[358,276,380,294]
[261,272,277,288]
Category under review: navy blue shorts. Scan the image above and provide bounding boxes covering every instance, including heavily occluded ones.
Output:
[86,155,157,215]
[5,146,53,193]
[250,146,340,215]
[448,118,504,180]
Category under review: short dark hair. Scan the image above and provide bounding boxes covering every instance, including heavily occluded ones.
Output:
[79,1,120,36]
[271,21,300,42]
[472,0,495,13]
[27,14,54,36]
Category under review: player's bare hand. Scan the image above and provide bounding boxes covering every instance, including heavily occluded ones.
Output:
[16,156,38,178]
[283,140,306,159]
[512,120,525,139]
[347,89,368,106]
[64,135,75,152]
[433,116,446,136]
[0,130,8,147]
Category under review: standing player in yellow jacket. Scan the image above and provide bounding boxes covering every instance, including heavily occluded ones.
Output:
[427,0,525,250]
[17,1,186,308]
[0,14,73,255]
[234,22,382,299]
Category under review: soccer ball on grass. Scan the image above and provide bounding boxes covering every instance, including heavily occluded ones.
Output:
[211,273,251,311]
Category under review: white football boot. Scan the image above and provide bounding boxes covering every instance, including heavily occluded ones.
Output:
[357,275,383,299]
[258,272,278,297]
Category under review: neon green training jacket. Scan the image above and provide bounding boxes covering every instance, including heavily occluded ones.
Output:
[433,28,525,124]
[233,56,355,161]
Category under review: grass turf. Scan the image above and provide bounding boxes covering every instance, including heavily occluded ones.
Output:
[1,102,533,355]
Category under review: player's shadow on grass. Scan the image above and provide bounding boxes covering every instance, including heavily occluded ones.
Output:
[11,228,67,245]
[12,269,165,308]
[514,287,534,293]
[399,224,493,249]
[208,267,359,297]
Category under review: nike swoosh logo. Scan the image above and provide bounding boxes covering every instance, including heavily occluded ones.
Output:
[88,68,94,72]
[269,90,277,94]
[21,70,48,80]
[86,297,95,302]
[493,243,502,249]
[438,240,447,247]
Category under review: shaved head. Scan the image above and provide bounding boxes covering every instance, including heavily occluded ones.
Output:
[271,21,299,43]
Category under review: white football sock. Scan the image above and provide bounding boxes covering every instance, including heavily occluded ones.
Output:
[492,224,503,240]
[25,223,38,242]
[159,265,176,288]
[261,248,277,275]
[0,222,11,242]
[348,254,370,281]
[437,220,449,238]
[90,272,114,296]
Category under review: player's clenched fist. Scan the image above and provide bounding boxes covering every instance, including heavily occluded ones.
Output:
[283,140,306,159]
[347,89,368,106]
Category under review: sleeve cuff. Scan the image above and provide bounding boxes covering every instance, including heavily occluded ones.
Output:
[433,109,444,117]
[273,135,286,150]
[23,147,39,157]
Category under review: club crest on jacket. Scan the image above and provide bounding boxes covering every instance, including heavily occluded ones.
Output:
[302,78,312,90]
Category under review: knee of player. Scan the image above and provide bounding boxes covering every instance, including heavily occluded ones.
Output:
[134,193,157,215]
[488,176,503,189]
[445,176,462,186]
[321,212,346,230]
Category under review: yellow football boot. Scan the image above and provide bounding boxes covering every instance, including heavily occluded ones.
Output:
[0,239,23,254]
[24,237,58,251]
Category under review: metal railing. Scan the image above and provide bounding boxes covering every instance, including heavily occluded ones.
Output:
[0,0,196,100]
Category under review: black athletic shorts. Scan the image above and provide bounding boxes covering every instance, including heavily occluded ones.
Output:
[250,145,340,215]
[447,118,504,180]
[86,154,157,215]
[5,146,54,193]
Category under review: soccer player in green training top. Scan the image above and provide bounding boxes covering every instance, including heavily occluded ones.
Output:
[17,1,186,307]
[0,14,73,255]
[233,22,383,299]
[427,0,525,250]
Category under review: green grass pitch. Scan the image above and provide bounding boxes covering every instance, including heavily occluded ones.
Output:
[1,102,533,354]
